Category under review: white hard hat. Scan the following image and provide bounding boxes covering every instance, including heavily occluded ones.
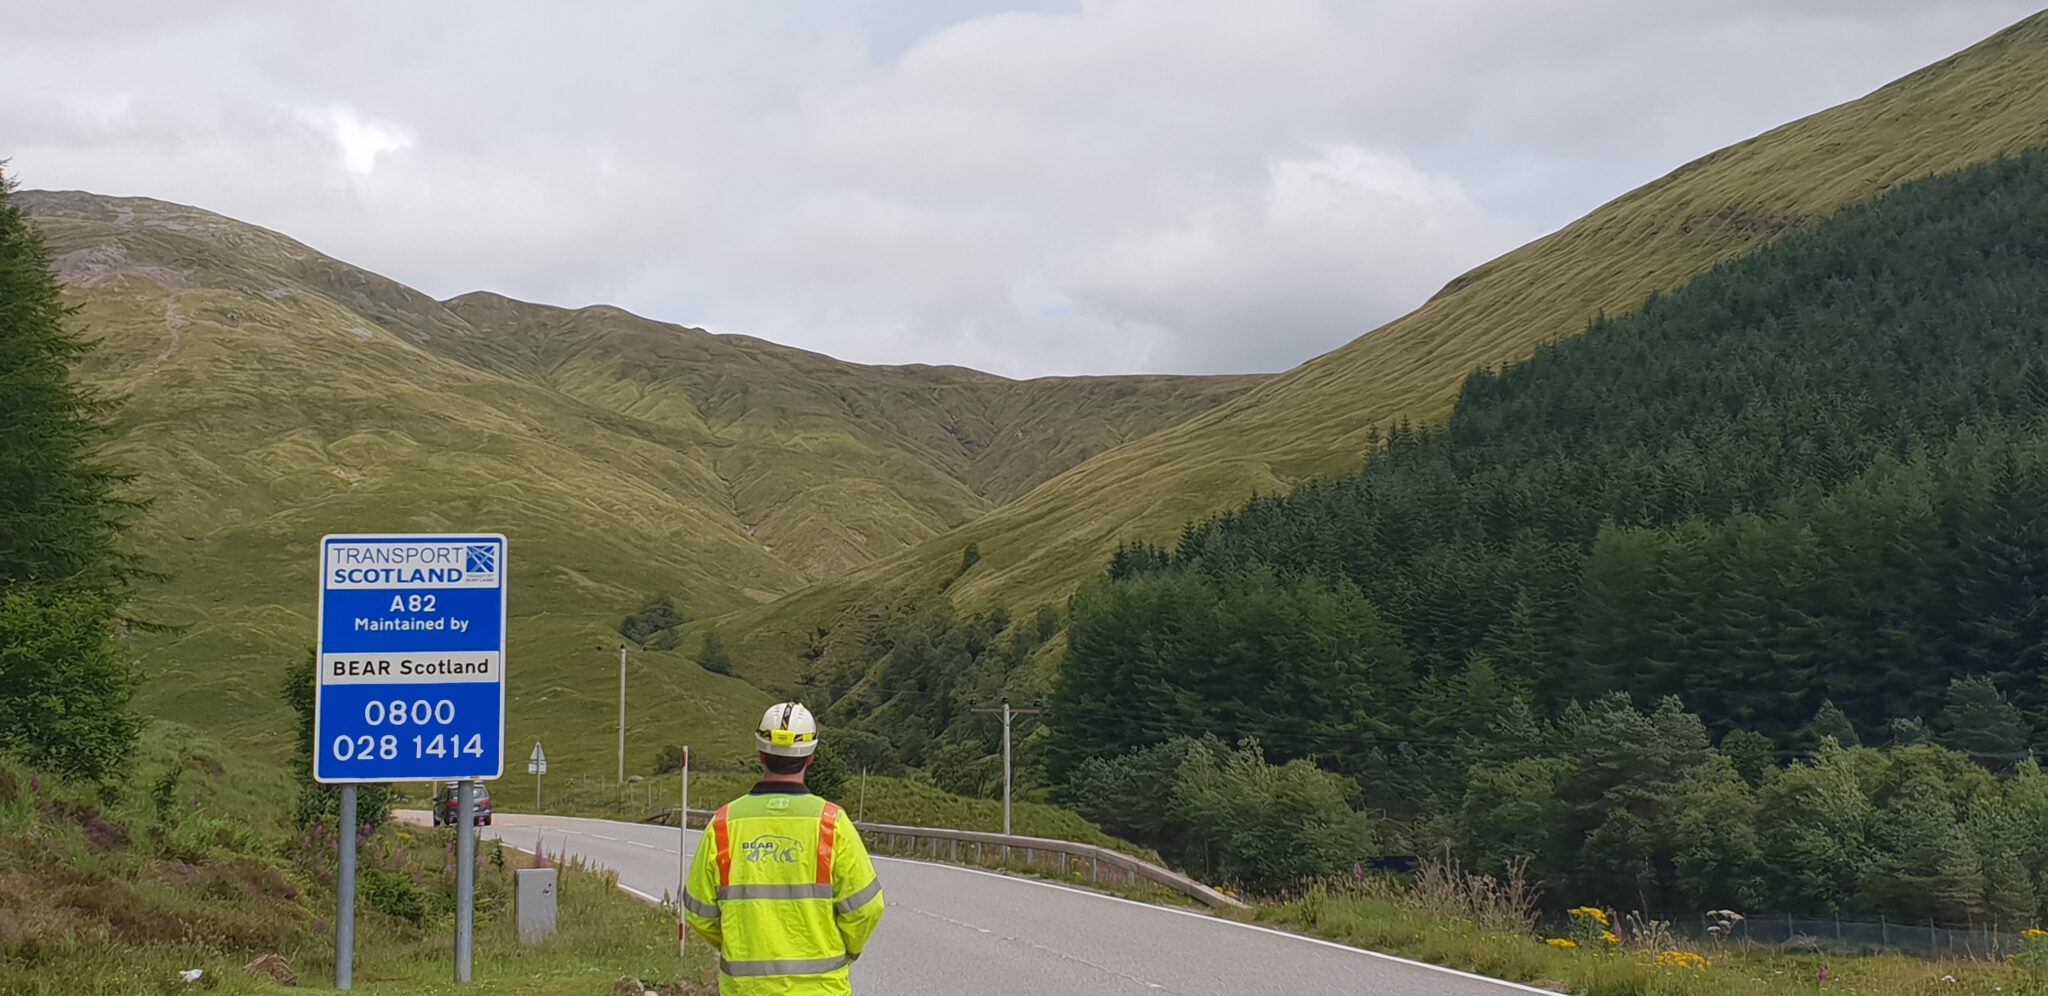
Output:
[756,702,819,757]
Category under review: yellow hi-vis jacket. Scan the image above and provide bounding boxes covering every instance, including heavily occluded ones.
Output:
[682,785,885,995]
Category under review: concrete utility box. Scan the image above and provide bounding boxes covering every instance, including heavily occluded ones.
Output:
[516,868,558,945]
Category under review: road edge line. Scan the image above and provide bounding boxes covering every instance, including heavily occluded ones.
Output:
[876,857,1560,995]
[483,814,1555,994]
[487,830,671,907]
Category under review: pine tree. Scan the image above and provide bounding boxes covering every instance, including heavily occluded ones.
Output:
[1720,728,1778,787]
[0,170,128,591]
[1889,716,1933,748]
[0,172,140,780]
[1806,700,1862,751]
[1940,676,2032,770]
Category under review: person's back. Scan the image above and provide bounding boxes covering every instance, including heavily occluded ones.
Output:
[683,703,884,994]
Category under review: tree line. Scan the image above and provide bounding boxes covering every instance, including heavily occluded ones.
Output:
[1043,150,2048,915]
[0,169,140,782]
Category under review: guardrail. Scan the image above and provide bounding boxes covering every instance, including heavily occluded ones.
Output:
[644,807,1245,910]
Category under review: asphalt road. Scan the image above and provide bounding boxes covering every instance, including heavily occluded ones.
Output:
[399,811,1550,996]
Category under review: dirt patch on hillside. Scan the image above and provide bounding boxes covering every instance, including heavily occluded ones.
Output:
[50,244,190,290]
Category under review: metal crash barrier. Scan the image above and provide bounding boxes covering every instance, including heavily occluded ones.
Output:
[644,807,1245,910]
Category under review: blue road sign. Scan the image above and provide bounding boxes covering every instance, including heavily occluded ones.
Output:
[314,534,507,783]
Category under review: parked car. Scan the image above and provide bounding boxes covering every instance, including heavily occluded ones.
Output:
[432,782,493,827]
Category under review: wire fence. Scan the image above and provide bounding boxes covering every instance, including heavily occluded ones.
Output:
[1535,912,2039,960]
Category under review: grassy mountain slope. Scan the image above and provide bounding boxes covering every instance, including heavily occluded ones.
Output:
[434,291,1257,579]
[18,192,1254,768]
[712,11,2048,686]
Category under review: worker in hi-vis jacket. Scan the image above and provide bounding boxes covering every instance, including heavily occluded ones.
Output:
[683,702,885,994]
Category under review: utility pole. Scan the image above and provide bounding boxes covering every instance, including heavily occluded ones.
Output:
[971,697,1041,837]
[617,644,628,785]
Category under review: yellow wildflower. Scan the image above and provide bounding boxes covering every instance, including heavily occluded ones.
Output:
[1601,931,1620,945]
[1568,906,1610,926]
[2027,928,2048,938]
[1656,951,1709,971]
[1548,938,1579,949]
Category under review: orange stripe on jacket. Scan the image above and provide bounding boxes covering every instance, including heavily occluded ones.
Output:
[711,806,733,887]
[816,803,841,886]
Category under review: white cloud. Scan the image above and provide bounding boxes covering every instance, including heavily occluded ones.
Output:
[0,0,2036,377]
[293,107,411,175]
[1050,144,1523,371]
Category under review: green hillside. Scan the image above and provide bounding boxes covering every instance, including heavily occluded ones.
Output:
[713,10,2048,687]
[1053,148,2048,923]
[17,191,1255,769]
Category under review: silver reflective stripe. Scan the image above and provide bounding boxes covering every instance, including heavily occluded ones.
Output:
[835,878,883,914]
[680,891,720,918]
[719,955,850,977]
[719,883,835,901]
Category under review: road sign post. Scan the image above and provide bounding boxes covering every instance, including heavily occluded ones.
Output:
[688,741,696,959]
[529,742,547,810]
[455,779,476,982]
[315,533,507,985]
[337,784,356,990]
[617,645,628,786]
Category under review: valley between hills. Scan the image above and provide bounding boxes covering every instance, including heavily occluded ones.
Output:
[20,10,2048,777]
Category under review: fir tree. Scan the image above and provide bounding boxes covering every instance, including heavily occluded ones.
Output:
[0,171,129,591]
[1940,676,2032,770]
[1889,716,1933,748]
[1805,700,1862,751]
[1720,728,1778,787]
[0,172,140,780]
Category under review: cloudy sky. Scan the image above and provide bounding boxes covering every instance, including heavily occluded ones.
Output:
[3,2,2036,378]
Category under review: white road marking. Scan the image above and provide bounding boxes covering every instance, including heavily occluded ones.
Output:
[620,883,666,904]
[487,814,1554,994]
[879,857,1561,995]
[492,832,667,907]
[909,906,1178,993]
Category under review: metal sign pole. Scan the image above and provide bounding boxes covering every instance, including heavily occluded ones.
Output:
[1002,700,1012,837]
[688,745,696,959]
[617,645,627,785]
[455,779,476,982]
[529,742,547,811]
[337,784,357,990]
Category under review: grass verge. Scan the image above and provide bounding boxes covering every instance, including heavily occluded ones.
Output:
[0,725,713,995]
[1246,874,2048,995]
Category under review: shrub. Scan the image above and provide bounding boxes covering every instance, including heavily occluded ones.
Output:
[653,744,686,775]
[0,587,140,782]
[361,866,430,927]
[1062,737,1374,892]
[1172,743,1375,892]
[620,595,684,647]
[697,630,733,675]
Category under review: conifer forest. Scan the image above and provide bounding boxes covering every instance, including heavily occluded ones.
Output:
[1042,152,2048,920]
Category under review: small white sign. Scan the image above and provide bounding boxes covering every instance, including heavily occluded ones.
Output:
[528,741,547,775]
